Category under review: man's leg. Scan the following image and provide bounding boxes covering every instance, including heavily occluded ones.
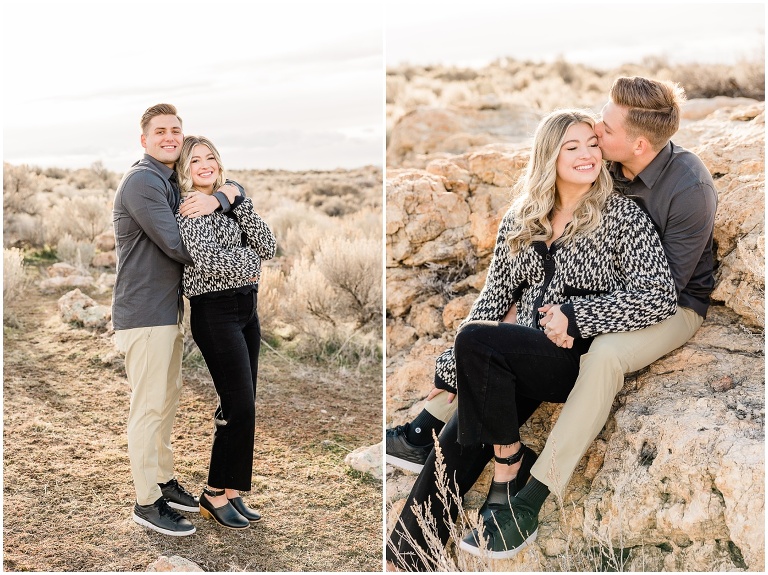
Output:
[386,391,460,473]
[530,307,704,496]
[117,324,184,506]
[156,323,184,485]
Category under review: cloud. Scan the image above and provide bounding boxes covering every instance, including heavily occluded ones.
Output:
[3,0,384,171]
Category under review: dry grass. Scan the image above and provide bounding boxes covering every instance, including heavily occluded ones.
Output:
[3,267,383,572]
[387,440,651,572]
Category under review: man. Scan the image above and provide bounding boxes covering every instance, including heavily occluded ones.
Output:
[386,76,717,565]
[113,103,238,536]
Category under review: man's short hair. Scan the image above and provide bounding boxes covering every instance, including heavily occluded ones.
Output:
[140,103,182,135]
[609,76,686,151]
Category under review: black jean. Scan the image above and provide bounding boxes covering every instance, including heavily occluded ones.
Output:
[387,321,591,571]
[190,290,260,492]
[456,321,591,447]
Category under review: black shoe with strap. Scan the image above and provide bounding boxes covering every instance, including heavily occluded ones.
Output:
[159,478,199,513]
[132,496,196,537]
[478,442,538,516]
[199,487,250,530]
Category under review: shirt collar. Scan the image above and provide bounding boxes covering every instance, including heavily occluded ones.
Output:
[609,141,674,190]
[142,153,176,181]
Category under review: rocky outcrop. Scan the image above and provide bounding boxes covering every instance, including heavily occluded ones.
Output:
[387,106,541,169]
[385,101,765,571]
[675,104,765,328]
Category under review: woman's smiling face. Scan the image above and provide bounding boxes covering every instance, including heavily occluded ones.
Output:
[189,144,220,193]
[555,122,602,190]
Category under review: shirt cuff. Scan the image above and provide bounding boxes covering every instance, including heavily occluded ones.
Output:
[560,302,583,339]
[231,195,245,210]
[213,191,231,213]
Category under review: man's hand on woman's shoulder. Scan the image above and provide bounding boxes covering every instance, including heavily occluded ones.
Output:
[179,191,221,218]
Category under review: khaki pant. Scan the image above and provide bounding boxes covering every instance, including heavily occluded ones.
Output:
[421,306,703,497]
[115,324,184,506]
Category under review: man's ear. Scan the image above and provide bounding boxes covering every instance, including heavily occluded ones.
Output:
[633,137,651,157]
[140,133,147,150]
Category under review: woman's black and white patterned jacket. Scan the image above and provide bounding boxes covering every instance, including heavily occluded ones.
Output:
[176,186,276,298]
[434,192,677,392]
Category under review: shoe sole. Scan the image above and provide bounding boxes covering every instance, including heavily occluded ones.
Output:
[167,500,200,513]
[132,512,196,537]
[458,528,538,559]
[199,505,250,530]
[386,454,424,473]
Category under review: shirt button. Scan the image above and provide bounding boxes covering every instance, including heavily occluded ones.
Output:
[545,254,552,260]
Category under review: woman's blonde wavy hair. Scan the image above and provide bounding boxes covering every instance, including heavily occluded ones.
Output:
[176,135,226,194]
[506,109,613,255]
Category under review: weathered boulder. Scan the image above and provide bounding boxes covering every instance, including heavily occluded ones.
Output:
[147,555,203,572]
[345,442,384,480]
[39,274,94,293]
[94,230,116,252]
[57,288,111,330]
[676,104,765,328]
[47,262,81,277]
[387,105,542,168]
[91,250,117,268]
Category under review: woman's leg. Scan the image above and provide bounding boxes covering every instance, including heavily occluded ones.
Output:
[455,321,588,448]
[191,292,258,500]
[453,321,588,558]
[386,395,541,571]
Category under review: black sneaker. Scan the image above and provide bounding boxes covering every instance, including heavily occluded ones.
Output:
[159,478,199,512]
[132,497,196,536]
[385,424,432,473]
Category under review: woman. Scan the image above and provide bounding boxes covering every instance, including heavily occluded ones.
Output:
[176,135,276,530]
[387,109,677,569]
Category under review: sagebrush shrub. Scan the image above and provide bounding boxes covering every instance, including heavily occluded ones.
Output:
[56,234,95,268]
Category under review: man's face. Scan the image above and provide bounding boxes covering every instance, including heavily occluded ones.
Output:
[594,101,633,164]
[141,114,183,168]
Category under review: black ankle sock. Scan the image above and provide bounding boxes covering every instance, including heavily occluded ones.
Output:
[485,480,515,507]
[406,410,445,446]
[515,477,550,513]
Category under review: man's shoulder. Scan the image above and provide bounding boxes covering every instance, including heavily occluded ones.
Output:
[667,142,713,180]
[118,160,169,193]
[125,159,166,181]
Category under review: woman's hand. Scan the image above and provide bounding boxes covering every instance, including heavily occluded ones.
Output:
[539,304,575,349]
[179,191,220,218]
[426,386,455,404]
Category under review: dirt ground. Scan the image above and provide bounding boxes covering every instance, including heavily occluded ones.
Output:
[2,270,383,572]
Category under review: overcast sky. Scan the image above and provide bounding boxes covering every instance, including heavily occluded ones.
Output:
[2,1,764,172]
[386,2,765,69]
[2,0,384,172]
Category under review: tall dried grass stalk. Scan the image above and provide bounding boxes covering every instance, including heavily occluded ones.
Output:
[387,435,494,572]
[3,247,27,307]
